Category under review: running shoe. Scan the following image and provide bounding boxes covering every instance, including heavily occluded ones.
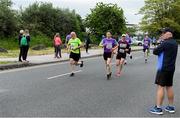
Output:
[130,55,132,59]
[149,106,163,115]
[70,73,75,77]
[145,59,147,63]
[107,73,112,80]
[80,61,84,67]
[116,72,121,77]
[164,106,175,113]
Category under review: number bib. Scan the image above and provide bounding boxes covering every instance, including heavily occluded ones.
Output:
[106,43,112,49]
[119,49,125,53]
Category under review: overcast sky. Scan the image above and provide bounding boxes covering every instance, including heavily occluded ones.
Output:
[12,0,144,24]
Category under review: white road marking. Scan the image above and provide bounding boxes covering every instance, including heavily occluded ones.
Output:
[134,56,144,60]
[47,70,82,80]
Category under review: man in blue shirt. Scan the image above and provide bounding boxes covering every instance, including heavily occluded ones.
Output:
[149,28,178,115]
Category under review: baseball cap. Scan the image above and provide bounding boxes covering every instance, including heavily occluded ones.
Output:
[122,34,126,37]
[160,27,174,34]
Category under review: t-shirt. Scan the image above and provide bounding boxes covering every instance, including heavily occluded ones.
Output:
[117,40,130,54]
[143,38,151,49]
[54,37,62,46]
[101,38,117,53]
[68,38,82,54]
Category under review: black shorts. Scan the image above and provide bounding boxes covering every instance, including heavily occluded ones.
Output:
[103,52,112,61]
[143,48,149,52]
[116,53,126,60]
[70,52,80,62]
[155,70,175,87]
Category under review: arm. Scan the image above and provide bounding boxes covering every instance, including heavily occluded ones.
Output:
[59,38,62,45]
[153,42,165,55]
[125,43,130,52]
[112,40,118,51]
[76,39,83,49]
[99,39,105,47]
[99,40,103,47]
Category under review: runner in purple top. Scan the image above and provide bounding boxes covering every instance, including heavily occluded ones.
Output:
[99,31,118,80]
[124,33,132,65]
[65,34,71,44]
[143,35,151,63]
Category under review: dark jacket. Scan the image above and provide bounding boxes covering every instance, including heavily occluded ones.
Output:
[153,38,178,71]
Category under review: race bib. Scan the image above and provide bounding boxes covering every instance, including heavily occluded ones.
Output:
[145,41,149,46]
[70,45,75,50]
[106,43,112,49]
[120,44,127,48]
[119,49,125,53]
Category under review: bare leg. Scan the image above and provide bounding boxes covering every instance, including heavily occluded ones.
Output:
[156,85,165,107]
[106,58,112,74]
[166,86,174,106]
[70,59,75,73]
[119,58,125,73]
[116,60,120,73]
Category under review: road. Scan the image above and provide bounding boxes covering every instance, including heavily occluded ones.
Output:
[0,50,179,117]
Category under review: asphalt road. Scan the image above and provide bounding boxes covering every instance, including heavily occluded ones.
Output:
[0,50,179,117]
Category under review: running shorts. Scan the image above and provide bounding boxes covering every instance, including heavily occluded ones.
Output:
[143,48,149,52]
[103,52,112,61]
[70,52,80,62]
[155,70,175,87]
[116,53,126,60]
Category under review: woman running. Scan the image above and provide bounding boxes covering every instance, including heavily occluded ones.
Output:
[143,35,151,63]
[99,31,118,80]
[116,34,130,77]
[67,32,84,77]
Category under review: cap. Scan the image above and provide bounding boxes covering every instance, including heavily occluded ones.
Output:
[161,27,174,34]
[122,34,126,37]
[20,30,24,34]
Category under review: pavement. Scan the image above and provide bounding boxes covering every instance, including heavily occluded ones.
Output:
[0,46,142,70]
[0,49,179,117]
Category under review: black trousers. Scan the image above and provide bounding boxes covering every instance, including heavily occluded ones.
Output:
[54,45,61,58]
[20,46,29,61]
[19,47,23,61]
[85,43,89,53]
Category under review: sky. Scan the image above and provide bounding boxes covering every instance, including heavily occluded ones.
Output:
[12,0,145,24]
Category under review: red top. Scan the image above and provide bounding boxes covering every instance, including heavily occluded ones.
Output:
[54,37,62,46]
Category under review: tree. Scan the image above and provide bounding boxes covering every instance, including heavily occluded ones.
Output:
[0,0,17,37]
[85,2,126,42]
[139,0,180,38]
[21,2,85,38]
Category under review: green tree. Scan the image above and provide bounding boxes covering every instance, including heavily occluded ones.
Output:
[85,2,126,42]
[139,0,180,38]
[21,2,85,38]
[0,0,17,37]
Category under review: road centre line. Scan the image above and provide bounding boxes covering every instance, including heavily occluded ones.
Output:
[47,70,82,80]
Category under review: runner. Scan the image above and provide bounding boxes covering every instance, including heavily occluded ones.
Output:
[67,32,83,77]
[99,31,118,80]
[124,33,132,65]
[115,34,130,77]
[143,35,151,63]
[126,33,132,59]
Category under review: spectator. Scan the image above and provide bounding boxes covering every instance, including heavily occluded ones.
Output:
[18,30,24,62]
[54,33,62,58]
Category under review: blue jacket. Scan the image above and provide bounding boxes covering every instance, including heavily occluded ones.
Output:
[153,38,178,71]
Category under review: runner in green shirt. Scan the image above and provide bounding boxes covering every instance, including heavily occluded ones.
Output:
[67,32,84,77]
